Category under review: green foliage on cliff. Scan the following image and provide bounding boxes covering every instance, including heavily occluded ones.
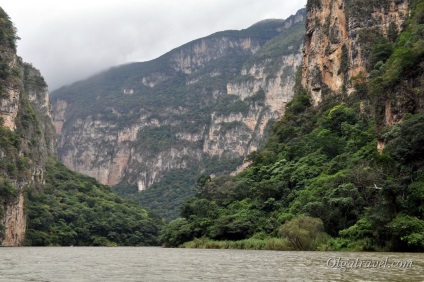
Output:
[0,96,47,228]
[0,7,19,51]
[306,0,322,10]
[0,7,20,97]
[162,0,424,251]
[50,17,293,122]
[0,6,163,247]
[0,8,56,242]
[370,0,424,93]
[163,93,424,251]
[115,169,198,221]
[244,14,305,73]
[115,156,245,221]
[25,161,163,246]
[52,10,306,222]
[161,91,378,249]
[0,177,18,201]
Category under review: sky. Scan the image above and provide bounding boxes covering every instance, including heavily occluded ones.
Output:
[1,0,306,91]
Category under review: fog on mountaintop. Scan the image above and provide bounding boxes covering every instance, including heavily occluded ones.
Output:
[0,0,306,90]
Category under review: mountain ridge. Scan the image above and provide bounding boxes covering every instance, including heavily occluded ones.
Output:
[51,9,306,219]
[53,10,304,93]
[0,6,162,246]
[160,0,424,252]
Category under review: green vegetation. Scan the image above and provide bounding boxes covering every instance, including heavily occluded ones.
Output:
[50,16,295,122]
[181,237,290,250]
[0,177,18,201]
[244,12,305,74]
[23,63,48,91]
[370,0,424,94]
[115,169,198,221]
[210,18,285,43]
[162,90,423,251]
[344,0,401,72]
[213,95,250,116]
[0,9,162,245]
[115,156,245,221]
[0,7,19,51]
[279,215,328,251]
[161,0,424,251]
[165,215,329,251]
[0,97,42,207]
[0,7,20,96]
[137,125,176,154]
[51,11,307,222]
[307,0,322,10]
[25,161,162,246]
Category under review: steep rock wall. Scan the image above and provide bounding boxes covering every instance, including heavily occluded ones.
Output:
[52,10,306,191]
[0,8,56,245]
[1,189,26,246]
[302,0,410,105]
[0,63,55,246]
[172,37,260,74]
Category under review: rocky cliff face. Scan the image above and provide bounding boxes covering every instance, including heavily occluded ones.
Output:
[0,8,56,246]
[302,0,410,105]
[52,9,306,195]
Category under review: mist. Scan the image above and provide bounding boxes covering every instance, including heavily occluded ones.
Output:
[1,0,306,90]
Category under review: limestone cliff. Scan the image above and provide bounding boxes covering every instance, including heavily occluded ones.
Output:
[52,9,306,199]
[0,8,56,246]
[302,0,410,105]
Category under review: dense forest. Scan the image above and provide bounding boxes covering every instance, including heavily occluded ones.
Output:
[0,6,162,246]
[2,0,423,249]
[161,0,424,252]
[50,10,306,222]
[25,161,162,246]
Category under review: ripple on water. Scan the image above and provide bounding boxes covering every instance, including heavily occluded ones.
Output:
[0,248,423,281]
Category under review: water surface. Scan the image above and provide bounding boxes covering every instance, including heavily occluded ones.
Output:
[0,247,423,281]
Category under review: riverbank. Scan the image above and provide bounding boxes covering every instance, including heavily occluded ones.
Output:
[179,236,385,251]
[181,237,292,250]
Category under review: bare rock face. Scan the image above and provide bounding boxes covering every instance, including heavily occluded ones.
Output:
[302,0,410,105]
[52,10,306,191]
[0,85,20,131]
[171,37,261,74]
[1,190,26,246]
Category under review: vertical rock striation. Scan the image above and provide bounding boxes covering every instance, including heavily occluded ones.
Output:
[302,0,410,105]
[52,9,306,192]
[0,7,56,246]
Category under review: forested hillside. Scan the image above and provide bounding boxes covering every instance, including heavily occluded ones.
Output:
[0,7,161,246]
[51,10,306,220]
[25,161,162,246]
[161,0,424,252]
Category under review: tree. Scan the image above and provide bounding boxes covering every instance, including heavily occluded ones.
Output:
[160,218,193,247]
[387,215,424,251]
[279,215,327,250]
[194,175,211,195]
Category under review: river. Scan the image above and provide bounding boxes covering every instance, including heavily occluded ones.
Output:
[0,247,423,281]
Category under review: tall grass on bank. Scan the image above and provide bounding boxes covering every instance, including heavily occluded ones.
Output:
[181,237,292,250]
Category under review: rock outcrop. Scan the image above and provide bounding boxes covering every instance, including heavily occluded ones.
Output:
[0,8,56,245]
[302,0,410,105]
[52,9,306,192]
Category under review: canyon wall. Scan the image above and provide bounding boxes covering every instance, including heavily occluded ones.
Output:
[0,7,56,245]
[52,10,306,192]
[302,0,410,105]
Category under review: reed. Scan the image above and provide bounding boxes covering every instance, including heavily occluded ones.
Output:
[181,237,291,250]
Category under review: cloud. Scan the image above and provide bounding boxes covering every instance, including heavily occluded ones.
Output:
[1,0,306,90]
